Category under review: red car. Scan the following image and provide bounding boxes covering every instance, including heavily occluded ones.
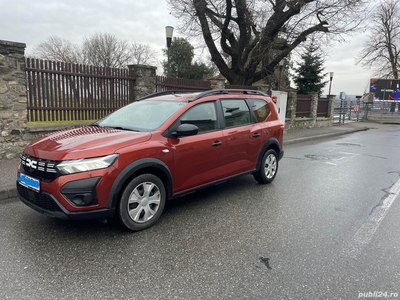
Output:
[17,89,284,231]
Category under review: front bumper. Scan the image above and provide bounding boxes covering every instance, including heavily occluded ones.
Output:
[17,182,115,221]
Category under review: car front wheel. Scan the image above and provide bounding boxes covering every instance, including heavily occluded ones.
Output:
[118,174,166,231]
[253,149,278,184]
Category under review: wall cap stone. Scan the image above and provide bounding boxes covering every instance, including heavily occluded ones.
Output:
[0,40,26,48]
[128,64,157,71]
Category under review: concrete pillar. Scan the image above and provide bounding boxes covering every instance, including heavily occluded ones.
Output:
[285,90,297,129]
[327,94,336,119]
[127,64,157,100]
[209,78,225,89]
[252,84,269,95]
[309,92,318,127]
[309,92,318,118]
[0,40,28,159]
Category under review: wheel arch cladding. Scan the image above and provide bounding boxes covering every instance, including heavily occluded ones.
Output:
[255,138,281,172]
[107,158,173,209]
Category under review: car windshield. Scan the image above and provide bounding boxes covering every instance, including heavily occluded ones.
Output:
[96,100,186,131]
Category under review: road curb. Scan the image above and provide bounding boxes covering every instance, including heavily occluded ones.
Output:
[284,127,369,145]
[0,185,17,202]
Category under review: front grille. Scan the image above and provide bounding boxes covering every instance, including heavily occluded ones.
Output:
[18,184,63,212]
[20,153,60,182]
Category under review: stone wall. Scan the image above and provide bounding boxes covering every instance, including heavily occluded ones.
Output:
[0,40,29,159]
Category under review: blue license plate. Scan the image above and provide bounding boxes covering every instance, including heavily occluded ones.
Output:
[18,173,40,192]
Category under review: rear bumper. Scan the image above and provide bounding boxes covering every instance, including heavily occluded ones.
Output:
[17,182,115,221]
[279,150,284,160]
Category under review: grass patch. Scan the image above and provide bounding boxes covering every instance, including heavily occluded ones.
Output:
[28,120,96,127]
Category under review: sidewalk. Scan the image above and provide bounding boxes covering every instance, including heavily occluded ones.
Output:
[0,120,388,201]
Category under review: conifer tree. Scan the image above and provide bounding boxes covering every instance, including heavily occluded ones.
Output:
[293,44,328,95]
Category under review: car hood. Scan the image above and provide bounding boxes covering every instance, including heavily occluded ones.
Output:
[23,126,152,160]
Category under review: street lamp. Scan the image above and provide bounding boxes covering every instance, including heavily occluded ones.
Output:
[328,72,334,95]
[165,26,174,77]
[278,60,284,91]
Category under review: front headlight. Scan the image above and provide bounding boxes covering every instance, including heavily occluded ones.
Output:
[56,154,119,175]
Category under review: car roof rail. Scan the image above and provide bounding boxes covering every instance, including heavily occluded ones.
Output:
[138,90,203,101]
[189,89,268,101]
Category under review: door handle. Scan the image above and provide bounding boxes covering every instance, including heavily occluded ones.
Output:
[212,141,222,146]
[252,133,261,137]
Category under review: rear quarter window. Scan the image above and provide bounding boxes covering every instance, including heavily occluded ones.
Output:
[250,99,271,122]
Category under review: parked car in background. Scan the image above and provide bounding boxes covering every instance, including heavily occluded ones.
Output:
[17,89,284,231]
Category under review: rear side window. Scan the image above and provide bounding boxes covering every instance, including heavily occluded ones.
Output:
[250,99,271,122]
[221,99,251,128]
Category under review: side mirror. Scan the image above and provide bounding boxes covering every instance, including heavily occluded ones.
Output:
[172,123,199,137]
[272,96,277,104]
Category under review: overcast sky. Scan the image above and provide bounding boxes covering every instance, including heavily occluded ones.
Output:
[1,0,372,96]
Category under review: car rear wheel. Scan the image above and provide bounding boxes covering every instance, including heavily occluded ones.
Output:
[253,149,278,184]
[118,174,166,231]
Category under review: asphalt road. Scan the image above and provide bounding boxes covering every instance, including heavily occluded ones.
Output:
[1,124,400,300]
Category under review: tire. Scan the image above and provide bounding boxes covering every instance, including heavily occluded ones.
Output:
[118,174,166,231]
[253,149,278,184]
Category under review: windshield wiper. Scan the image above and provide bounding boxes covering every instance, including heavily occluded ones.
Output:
[102,125,140,132]
[89,123,140,132]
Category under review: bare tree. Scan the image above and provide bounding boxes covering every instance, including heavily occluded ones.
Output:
[357,0,400,79]
[32,36,81,63]
[167,0,369,85]
[81,33,132,68]
[130,42,158,65]
[32,34,159,69]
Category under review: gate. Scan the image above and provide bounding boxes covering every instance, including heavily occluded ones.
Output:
[360,100,400,122]
[334,98,400,124]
